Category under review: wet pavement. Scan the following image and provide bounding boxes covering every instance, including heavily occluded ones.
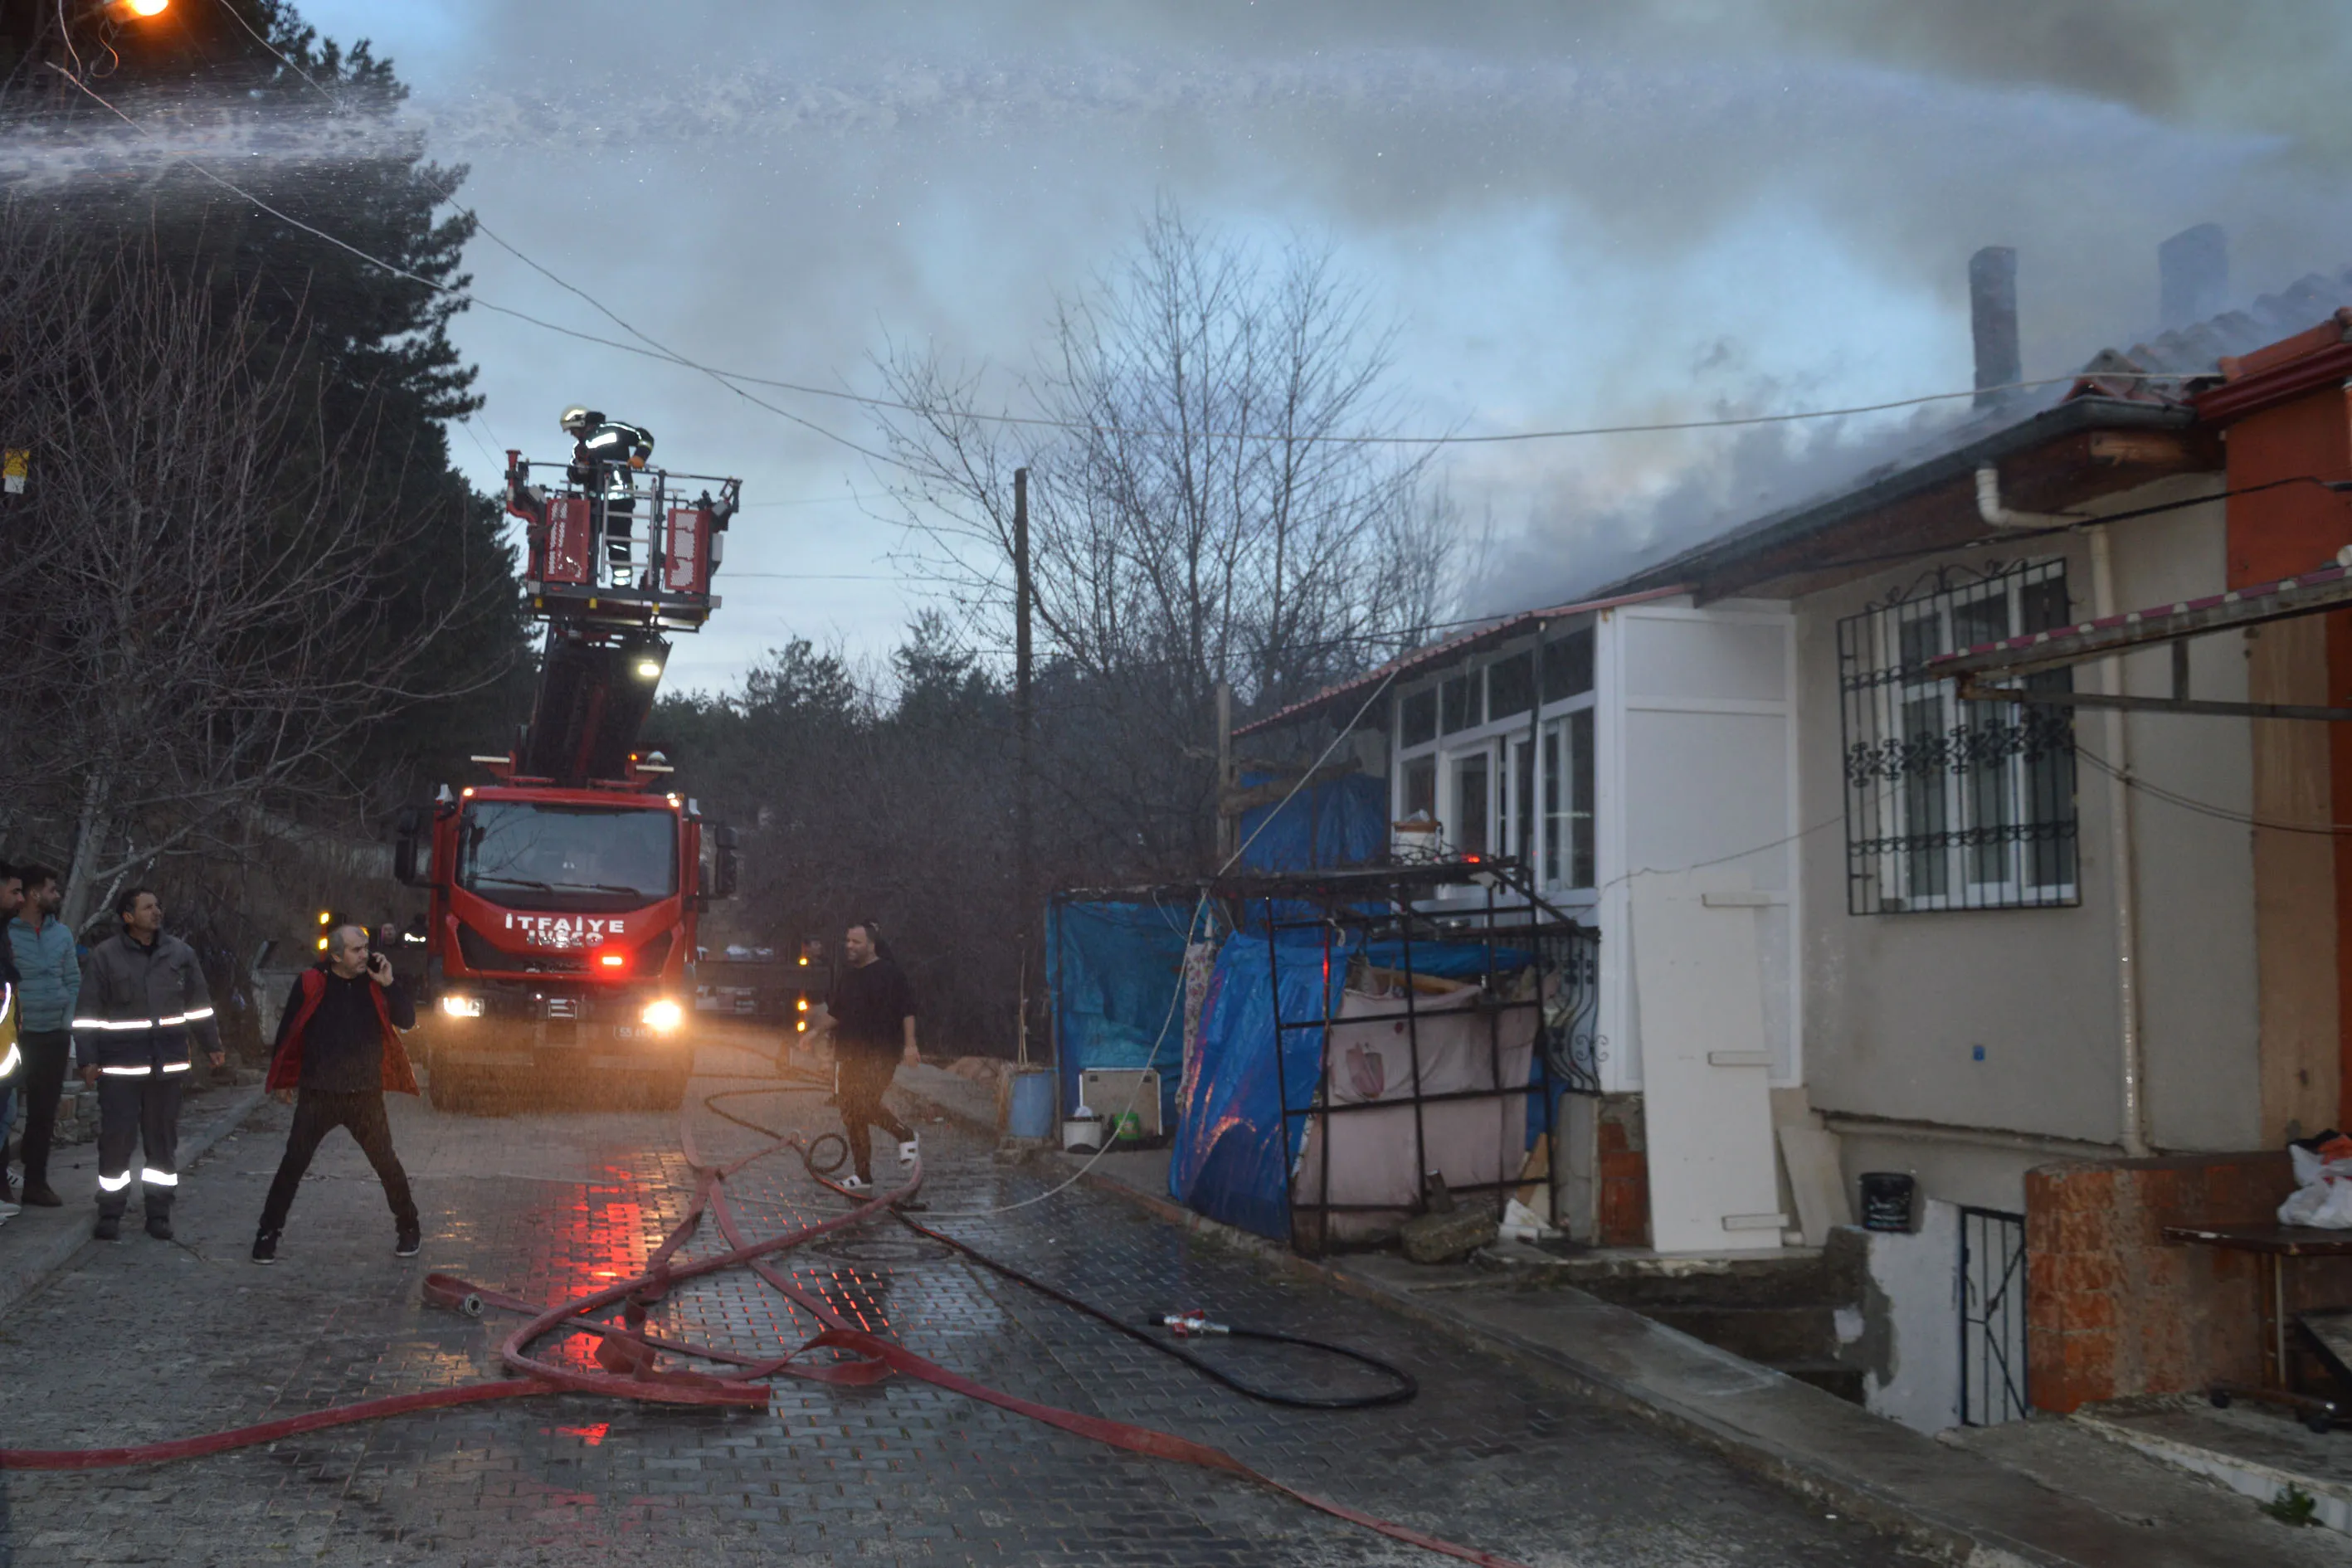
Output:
[0,1035,1912,1566]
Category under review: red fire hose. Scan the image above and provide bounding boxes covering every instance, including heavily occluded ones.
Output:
[0,1098,1529,1568]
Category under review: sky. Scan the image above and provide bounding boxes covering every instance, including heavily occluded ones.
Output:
[243,2,2352,692]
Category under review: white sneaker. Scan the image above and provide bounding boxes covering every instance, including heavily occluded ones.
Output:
[0,1199,19,1219]
[898,1137,919,1167]
[838,1174,870,1191]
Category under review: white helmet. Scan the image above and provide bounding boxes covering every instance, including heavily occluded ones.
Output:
[560,406,601,435]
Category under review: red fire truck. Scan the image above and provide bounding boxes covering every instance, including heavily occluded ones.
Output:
[392,441,744,1111]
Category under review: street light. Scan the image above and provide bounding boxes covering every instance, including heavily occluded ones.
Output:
[110,0,171,18]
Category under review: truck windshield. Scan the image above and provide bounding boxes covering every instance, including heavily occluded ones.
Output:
[458,801,677,912]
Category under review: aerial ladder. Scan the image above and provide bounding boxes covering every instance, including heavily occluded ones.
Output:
[392,416,745,1111]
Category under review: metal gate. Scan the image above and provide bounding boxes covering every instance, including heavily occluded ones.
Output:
[1960,1207,2029,1424]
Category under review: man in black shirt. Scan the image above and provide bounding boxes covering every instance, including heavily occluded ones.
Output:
[811,920,919,1190]
[252,924,422,1264]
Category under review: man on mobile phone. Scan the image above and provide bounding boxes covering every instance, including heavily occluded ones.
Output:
[251,923,421,1264]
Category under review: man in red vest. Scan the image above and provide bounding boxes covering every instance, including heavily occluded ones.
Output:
[252,923,421,1264]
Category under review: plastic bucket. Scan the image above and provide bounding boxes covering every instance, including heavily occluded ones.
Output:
[1859,1171,1917,1233]
[1007,1068,1055,1141]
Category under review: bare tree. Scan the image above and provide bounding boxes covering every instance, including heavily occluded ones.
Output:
[0,227,492,931]
[873,206,1455,875]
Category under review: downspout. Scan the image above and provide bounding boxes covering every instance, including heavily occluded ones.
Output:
[1976,465,2151,1157]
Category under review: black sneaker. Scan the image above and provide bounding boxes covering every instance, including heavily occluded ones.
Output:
[251,1230,280,1265]
[145,1214,173,1242]
[22,1182,62,1208]
[395,1223,421,1258]
[94,1214,120,1241]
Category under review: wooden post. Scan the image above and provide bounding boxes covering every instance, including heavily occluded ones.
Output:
[1215,679,1234,864]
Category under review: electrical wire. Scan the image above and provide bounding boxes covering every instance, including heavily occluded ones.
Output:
[2074,740,2352,837]
[38,68,2202,455]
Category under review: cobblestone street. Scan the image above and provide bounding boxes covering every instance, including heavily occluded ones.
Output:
[0,1040,1910,1567]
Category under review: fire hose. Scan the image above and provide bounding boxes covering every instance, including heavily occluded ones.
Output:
[0,1083,1527,1568]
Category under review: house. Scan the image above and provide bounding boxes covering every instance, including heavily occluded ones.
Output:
[1238,234,2352,1434]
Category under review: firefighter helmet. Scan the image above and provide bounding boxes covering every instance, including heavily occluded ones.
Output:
[560,406,601,435]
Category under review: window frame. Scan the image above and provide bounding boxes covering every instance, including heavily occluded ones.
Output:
[1392,620,1600,889]
[1839,560,2079,915]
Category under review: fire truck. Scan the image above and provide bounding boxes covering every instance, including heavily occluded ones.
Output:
[392,437,744,1111]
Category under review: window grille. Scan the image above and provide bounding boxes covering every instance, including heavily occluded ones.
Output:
[1838,561,2078,914]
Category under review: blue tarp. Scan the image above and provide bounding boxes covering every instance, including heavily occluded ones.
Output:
[1045,898,1197,1129]
[1167,932,1356,1240]
[1235,771,1388,872]
[1170,935,1556,1238]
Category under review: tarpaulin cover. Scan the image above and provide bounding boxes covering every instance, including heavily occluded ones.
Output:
[1236,772,1389,872]
[1168,932,1356,1240]
[1046,899,1197,1127]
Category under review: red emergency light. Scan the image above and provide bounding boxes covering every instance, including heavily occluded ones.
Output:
[598,952,626,970]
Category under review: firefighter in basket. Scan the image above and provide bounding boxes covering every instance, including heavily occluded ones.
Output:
[561,406,656,579]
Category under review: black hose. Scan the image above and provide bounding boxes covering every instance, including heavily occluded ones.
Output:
[699,1079,1418,1412]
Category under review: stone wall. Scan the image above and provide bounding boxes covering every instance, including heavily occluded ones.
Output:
[2026,1150,2352,1412]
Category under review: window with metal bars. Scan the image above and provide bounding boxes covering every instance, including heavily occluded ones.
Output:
[1838,560,2079,914]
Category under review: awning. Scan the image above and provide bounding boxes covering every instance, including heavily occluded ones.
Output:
[1925,553,2352,722]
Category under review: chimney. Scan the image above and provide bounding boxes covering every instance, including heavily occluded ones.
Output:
[2158,222,2228,329]
[1970,246,2020,408]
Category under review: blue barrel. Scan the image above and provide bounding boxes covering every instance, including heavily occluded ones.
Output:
[1007,1068,1055,1140]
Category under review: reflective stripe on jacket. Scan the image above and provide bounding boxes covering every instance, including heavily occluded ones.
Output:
[72,932,220,1074]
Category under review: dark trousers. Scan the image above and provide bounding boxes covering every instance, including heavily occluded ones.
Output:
[837,1050,911,1181]
[261,1089,418,1234]
[14,1029,71,1186]
[95,1074,183,1218]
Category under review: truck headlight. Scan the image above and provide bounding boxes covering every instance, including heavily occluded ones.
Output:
[641,998,684,1032]
[440,995,485,1019]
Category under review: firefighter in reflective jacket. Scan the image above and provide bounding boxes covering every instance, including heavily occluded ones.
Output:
[71,888,222,1242]
[560,405,655,575]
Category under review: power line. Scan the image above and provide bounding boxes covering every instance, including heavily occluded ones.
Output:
[41,69,2203,456]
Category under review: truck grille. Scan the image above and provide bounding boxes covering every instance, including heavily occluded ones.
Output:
[456,923,586,974]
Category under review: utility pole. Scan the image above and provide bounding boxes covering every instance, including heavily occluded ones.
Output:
[1215,679,1234,864]
[1013,468,1035,1064]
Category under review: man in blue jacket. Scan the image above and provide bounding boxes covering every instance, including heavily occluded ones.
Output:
[7,863,79,1208]
[72,888,223,1242]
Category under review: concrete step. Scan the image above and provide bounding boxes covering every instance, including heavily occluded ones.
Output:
[1552,1229,1867,1309]
[1644,1303,1843,1366]
[1781,1361,1867,1405]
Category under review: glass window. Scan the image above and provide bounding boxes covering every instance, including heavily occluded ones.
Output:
[1570,709,1595,889]
[1542,626,1595,701]
[1488,652,1535,718]
[458,801,679,912]
[1838,560,2077,913]
[1543,713,1596,888]
[1451,751,1490,856]
[1512,737,1535,861]
[1440,672,1482,733]
[1401,755,1436,820]
[1399,688,1438,747]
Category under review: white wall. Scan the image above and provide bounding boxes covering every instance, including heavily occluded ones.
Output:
[1858,1200,1964,1434]
[1596,600,1799,1093]
[1790,477,2260,1154]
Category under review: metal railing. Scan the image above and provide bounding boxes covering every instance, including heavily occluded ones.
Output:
[1240,859,1600,1256]
[1960,1205,2030,1424]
